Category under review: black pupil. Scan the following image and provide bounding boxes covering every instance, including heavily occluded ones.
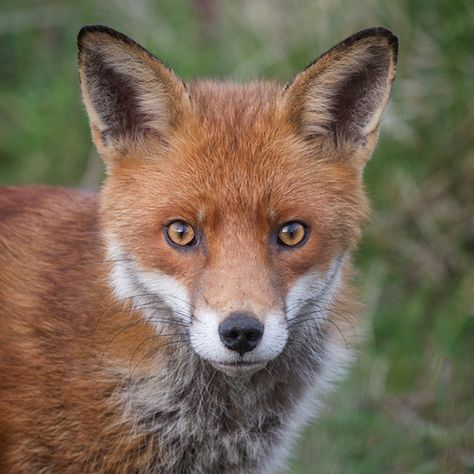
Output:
[176,223,187,239]
[285,223,299,239]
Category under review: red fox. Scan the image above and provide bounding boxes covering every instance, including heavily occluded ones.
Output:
[0,25,397,473]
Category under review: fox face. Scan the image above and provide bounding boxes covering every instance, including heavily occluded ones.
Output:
[78,26,397,375]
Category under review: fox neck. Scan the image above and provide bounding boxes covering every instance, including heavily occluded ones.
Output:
[116,314,353,473]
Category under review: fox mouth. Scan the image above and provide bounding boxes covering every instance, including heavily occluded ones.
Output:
[209,359,268,375]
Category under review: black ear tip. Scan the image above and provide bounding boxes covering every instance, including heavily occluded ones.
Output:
[371,26,399,58]
[346,27,399,60]
[78,24,110,43]
[346,26,398,43]
[365,26,397,40]
[77,25,134,53]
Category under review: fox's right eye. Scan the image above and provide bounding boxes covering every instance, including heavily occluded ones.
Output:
[165,220,197,247]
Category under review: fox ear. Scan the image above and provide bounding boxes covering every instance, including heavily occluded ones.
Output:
[283,27,398,155]
[78,25,189,156]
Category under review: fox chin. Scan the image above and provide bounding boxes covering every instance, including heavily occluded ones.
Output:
[0,25,397,473]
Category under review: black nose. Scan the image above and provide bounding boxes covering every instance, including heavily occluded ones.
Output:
[218,313,264,356]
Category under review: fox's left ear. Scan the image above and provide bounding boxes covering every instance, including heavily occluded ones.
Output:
[78,25,190,160]
[283,27,398,162]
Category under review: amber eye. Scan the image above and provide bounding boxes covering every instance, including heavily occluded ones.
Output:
[277,221,308,247]
[165,220,196,247]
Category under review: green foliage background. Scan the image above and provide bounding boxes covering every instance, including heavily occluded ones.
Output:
[1,1,472,472]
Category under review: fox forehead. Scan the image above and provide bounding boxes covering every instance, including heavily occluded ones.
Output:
[126,80,298,205]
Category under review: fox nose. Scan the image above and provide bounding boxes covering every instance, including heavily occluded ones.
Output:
[218,313,264,356]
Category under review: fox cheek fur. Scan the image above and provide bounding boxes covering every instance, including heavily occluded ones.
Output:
[0,25,397,472]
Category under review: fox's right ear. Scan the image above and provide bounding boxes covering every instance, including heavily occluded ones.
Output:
[78,25,190,159]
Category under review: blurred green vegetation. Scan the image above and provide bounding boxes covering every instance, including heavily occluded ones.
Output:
[0,0,472,472]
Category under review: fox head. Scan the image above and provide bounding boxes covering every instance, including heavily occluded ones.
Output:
[78,26,397,375]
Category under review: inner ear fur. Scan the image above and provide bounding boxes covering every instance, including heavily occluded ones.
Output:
[283,27,398,150]
[78,25,189,154]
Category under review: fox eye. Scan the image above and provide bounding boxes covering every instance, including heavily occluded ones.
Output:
[165,220,196,247]
[277,222,308,248]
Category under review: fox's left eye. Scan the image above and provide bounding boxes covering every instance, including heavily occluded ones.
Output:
[165,220,197,247]
[277,221,308,248]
